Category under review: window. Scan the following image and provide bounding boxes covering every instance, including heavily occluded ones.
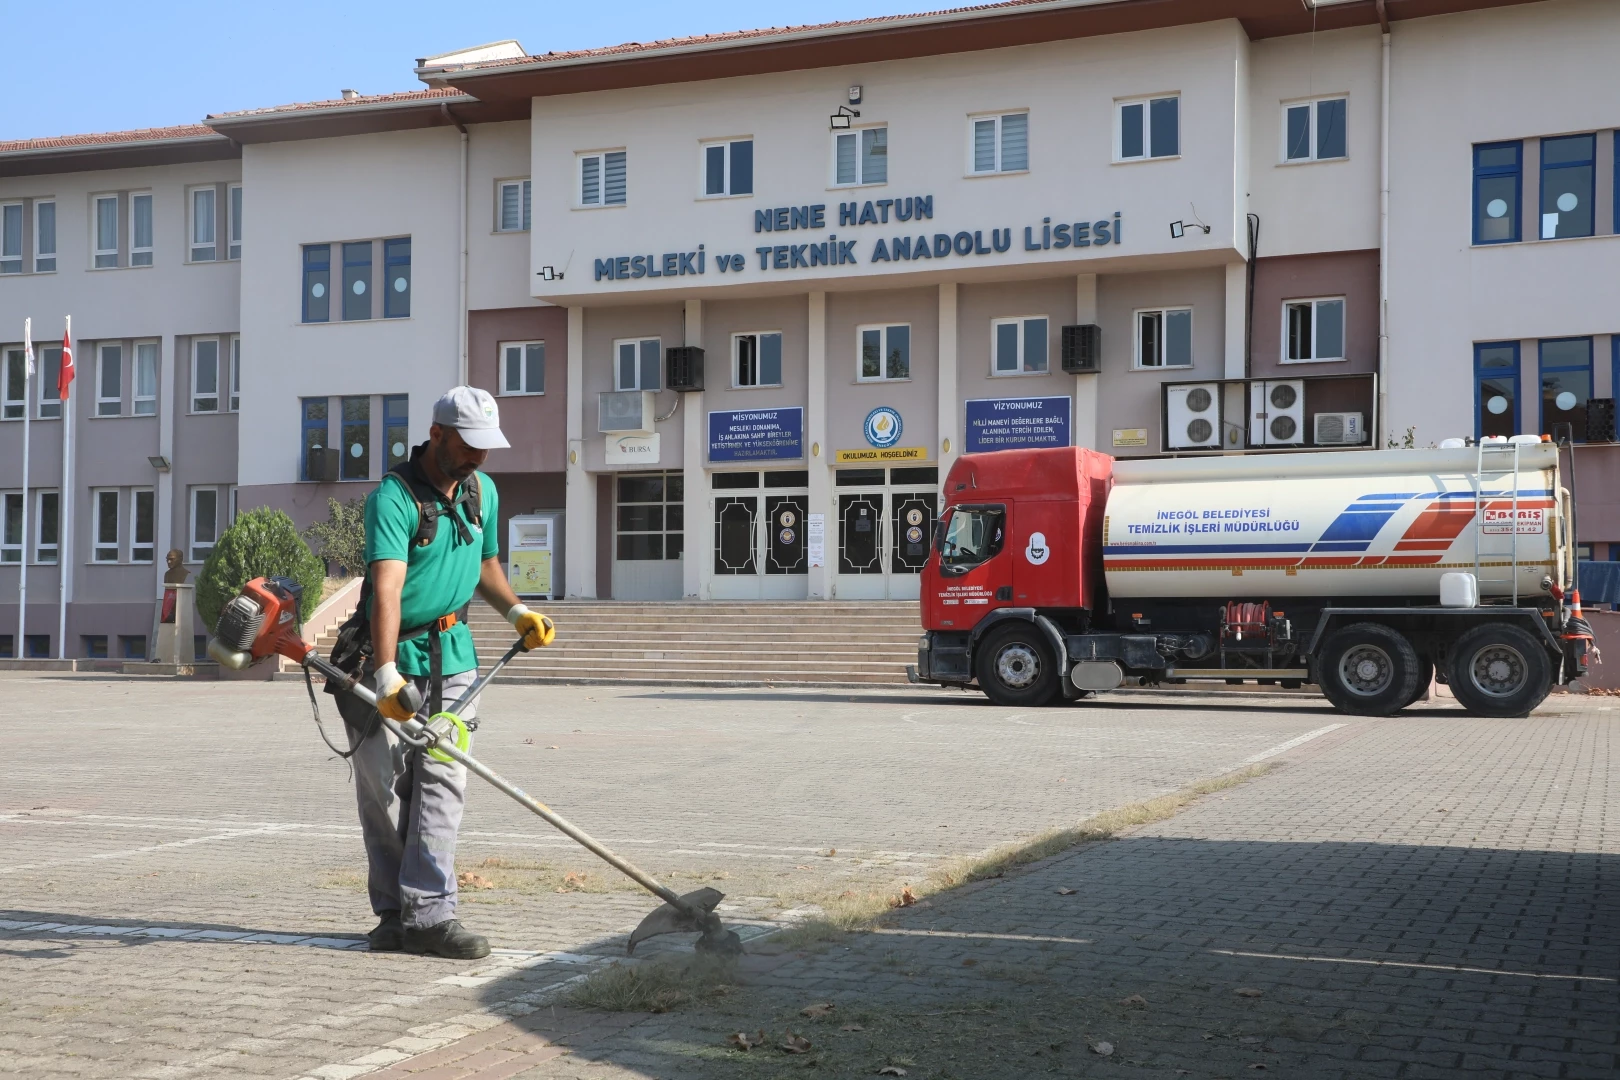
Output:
[97,343,122,416]
[134,341,158,416]
[92,489,119,562]
[991,316,1048,375]
[228,336,240,412]
[2,492,22,562]
[35,490,59,563]
[1540,337,1592,440]
[937,506,1005,575]
[382,238,410,319]
[190,487,218,562]
[858,324,910,381]
[1473,141,1522,244]
[228,184,242,259]
[3,348,24,420]
[131,488,154,563]
[733,332,782,387]
[302,244,331,323]
[497,179,532,231]
[580,151,627,206]
[192,338,219,413]
[615,338,661,391]
[1474,341,1519,439]
[0,202,21,274]
[834,127,887,186]
[383,394,409,468]
[1117,95,1179,161]
[1283,97,1347,162]
[341,396,371,480]
[119,635,147,660]
[130,192,153,266]
[94,195,118,268]
[342,241,372,321]
[1283,298,1346,362]
[36,346,61,419]
[1135,308,1193,368]
[501,341,545,395]
[970,112,1028,174]
[701,139,753,197]
[302,397,329,481]
[190,186,216,261]
[34,200,55,272]
[83,636,108,660]
[616,472,684,561]
[24,634,50,658]
[1539,134,1594,240]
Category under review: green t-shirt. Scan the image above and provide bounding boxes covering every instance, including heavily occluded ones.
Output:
[365,469,500,677]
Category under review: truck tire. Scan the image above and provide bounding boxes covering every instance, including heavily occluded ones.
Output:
[1402,657,1435,710]
[1445,624,1551,718]
[1317,622,1421,717]
[975,623,1060,707]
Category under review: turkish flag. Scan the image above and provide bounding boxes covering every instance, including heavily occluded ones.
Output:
[58,328,74,400]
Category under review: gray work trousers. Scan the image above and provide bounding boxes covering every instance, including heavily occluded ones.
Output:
[336,667,479,929]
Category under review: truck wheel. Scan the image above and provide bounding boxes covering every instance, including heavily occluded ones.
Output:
[1401,657,1435,710]
[1445,625,1551,718]
[1318,623,1421,717]
[975,624,1060,707]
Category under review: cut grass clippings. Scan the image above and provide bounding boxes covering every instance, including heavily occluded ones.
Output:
[566,954,738,1013]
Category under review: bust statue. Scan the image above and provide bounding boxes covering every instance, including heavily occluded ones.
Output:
[163,548,191,585]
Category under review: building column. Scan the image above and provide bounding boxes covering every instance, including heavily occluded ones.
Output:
[1074,274,1100,450]
[1224,261,1247,380]
[937,282,960,479]
[563,305,597,598]
[682,299,708,600]
[155,335,176,599]
[806,291,831,600]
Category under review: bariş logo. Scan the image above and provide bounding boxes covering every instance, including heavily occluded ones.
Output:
[1025,531,1050,565]
[864,407,903,449]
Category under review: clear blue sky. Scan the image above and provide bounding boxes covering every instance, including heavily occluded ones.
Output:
[8,1,947,141]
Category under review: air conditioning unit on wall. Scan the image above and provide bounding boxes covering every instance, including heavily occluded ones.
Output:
[1165,383,1221,450]
[1249,379,1305,447]
[1314,411,1367,446]
[598,390,656,434]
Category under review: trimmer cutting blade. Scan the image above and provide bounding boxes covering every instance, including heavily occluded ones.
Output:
[629,887,743,956]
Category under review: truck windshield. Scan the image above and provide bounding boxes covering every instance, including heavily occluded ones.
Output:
[936,506,1005,574]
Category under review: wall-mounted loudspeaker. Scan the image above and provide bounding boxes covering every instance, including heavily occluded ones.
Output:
[1060,324,1101,373]
[1587,398,1616,443]
[667,346,705,392]
[305,448,339,483]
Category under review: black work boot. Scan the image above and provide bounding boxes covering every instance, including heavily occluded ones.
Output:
[368,911,404,952]
[403,919,490,959]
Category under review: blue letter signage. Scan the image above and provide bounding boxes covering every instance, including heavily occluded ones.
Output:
[964,396,1072,453]
[709,407,804,463]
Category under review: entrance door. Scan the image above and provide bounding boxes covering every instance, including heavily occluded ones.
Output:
[711,470,810,599]
[834,466,938,600]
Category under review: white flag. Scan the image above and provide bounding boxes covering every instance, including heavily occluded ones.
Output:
[23,316,34,376]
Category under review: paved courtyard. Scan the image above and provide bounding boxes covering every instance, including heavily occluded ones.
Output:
[0,674,1614,1079]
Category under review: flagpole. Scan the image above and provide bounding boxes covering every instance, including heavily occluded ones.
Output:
[57,315,71,661]
[18,318,31,660]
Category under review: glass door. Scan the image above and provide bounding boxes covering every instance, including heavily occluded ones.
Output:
[834,467,938,600]
[711,470,810,599]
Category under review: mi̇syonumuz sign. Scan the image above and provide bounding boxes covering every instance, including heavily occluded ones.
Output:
[709,407,804,463]
[964,396,1072,453]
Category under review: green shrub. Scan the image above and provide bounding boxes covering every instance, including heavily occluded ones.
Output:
[196,507,326,629]
[304,496,367,578]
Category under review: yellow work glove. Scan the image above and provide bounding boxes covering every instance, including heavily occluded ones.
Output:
[506,604,556,650]
[372,662,417,723]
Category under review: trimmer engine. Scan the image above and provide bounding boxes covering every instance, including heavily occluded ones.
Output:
[207,576,311,669]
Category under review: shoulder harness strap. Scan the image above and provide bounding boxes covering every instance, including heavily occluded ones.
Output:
[387,444,477,548]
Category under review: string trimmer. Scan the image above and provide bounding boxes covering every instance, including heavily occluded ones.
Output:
[207,576,742,956]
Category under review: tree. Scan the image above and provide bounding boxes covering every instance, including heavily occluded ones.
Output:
[196,507,326,629]
[304,496,368,578]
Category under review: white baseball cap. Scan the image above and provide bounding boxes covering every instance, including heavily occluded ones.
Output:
[432,386,510,450]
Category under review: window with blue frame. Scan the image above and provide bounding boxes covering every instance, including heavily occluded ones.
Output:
[1472,142,1521,244]
[1539,134,1594,240]
[302,244,331,323]
[1539,337,1592,441]
[383,394,409,468]
[301,397,329,480]
[342,241,372,321]
[1474,341,1519,439]
[383,238,411,319]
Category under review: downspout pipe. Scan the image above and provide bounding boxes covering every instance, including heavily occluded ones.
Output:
[1376,0,1391,447]
[444,103,470,385]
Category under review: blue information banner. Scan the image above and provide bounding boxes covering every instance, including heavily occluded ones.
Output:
[708,407,805,463]
[964,396,1072,453]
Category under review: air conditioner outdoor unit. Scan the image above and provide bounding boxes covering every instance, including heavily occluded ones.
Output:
[1060,324,1101,373]
[1249,379,1305,447]
[1313,411,1367,446]
[598,390,656,434]
[1165,383,1221,450]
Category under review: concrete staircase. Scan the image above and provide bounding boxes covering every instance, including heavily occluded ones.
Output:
[310,601,922,687]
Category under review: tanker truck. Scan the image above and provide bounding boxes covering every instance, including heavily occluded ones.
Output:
[912,440,1593,717]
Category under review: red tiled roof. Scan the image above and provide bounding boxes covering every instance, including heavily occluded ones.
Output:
[207,87,469,121]
[0,123,223,155]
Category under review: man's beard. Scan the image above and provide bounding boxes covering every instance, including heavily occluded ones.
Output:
[435,441,479,480]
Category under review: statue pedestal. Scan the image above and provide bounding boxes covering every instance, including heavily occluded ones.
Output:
[153,583,196,667]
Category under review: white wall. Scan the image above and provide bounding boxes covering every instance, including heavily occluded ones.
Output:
[467,119,547,313]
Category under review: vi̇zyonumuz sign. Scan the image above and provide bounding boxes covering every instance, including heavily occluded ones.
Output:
[963,396,1073,453]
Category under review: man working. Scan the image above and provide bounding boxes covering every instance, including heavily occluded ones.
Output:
[334,386,554,960]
